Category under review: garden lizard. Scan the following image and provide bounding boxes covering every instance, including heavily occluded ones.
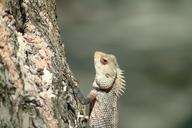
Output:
[73,51,126,128]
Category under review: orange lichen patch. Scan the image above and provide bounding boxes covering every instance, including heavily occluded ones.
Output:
[0,26,23,93]
[24,33,53,69]
[41,48,53,68]
[30,46,53,69]
[0,0,4,4]
[39,92,58,128]
[0,0,5,8]
[32,55,48,69]
[0,0,4,16]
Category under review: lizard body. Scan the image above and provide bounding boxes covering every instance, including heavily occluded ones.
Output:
[73,51,126,128]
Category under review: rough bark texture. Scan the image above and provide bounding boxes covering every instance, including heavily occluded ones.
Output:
[0,0,86,128]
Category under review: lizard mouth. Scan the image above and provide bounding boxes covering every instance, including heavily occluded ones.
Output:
[94,51,101,60]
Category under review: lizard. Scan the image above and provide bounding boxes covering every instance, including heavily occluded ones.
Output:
[73,51,126,128]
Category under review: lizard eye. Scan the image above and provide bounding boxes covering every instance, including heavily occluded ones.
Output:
[100,57,108,65]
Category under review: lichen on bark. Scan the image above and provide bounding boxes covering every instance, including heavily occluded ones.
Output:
[0,0,86,128]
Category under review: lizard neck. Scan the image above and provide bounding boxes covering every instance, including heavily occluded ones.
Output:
[93,71,117,91]
[93,74,117,93]
[92,85,112,93]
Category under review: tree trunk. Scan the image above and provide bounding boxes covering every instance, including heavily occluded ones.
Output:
[0,0,86,128]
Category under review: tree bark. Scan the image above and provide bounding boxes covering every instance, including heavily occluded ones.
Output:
[0,0,86,128]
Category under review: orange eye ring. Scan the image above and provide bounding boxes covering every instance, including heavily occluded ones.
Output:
[100,57,108,65]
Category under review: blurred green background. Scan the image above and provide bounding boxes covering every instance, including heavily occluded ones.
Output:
[56,0,192,128]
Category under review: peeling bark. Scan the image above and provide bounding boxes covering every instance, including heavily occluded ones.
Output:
[0,0,86,128]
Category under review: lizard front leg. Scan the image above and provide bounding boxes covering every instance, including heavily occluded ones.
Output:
[73,86,97,105]
[73,86,98,127]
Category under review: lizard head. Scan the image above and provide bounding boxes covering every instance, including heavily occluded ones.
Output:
[94,51,125,96]
[94,51,118,77]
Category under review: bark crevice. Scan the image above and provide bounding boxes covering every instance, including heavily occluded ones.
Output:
[7,0,26,33]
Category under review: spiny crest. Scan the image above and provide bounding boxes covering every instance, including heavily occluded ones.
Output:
[115,68,126,97]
